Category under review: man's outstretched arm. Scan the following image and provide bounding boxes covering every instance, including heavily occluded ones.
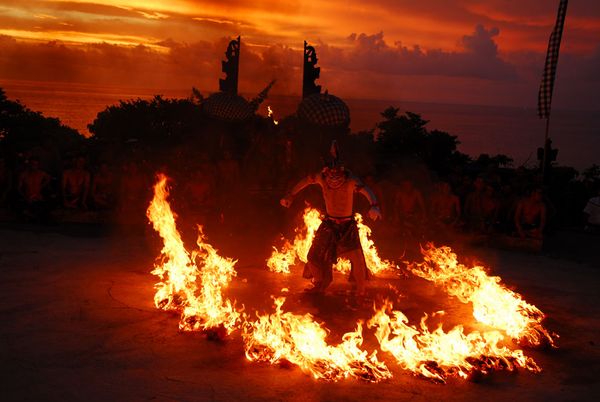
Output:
[354,178,382,220]
[280,174,319,208]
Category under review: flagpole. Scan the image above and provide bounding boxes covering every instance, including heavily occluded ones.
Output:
[538,0,568,184]
[542,115,551,182]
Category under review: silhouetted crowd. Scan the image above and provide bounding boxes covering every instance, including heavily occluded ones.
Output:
[0,152,145,224]
[1,138,598,250]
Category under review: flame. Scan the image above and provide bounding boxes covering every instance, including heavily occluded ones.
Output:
[267,207,397,275]
[147,173,240,334]
[267,207,321,273]
[333,258,352,274]
[146,180,554,382]
[267,105,279,125]
[409,244,557,347]
[368,300,541,383]
[242,297,392,382]
[354,213,398,274]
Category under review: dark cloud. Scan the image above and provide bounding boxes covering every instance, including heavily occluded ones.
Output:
[1,23,598,109]
[0,25,517,99]
[0,34,296,96]
[318,26,516,80]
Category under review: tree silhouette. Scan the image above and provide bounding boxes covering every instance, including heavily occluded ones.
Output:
[0,88,84,159]
[87,95,206,163]
[375,106,466,175]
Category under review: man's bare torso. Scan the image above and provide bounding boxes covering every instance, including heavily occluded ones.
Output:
[22,170,48,201]
[317,174,357,217]
[520,199,544,224]
[64,169,89,196]
[396,189,422,215]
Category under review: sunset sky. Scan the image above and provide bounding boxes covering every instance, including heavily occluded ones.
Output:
[1,0,599,108]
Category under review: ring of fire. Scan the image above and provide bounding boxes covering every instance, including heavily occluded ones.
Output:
[147,173,558,383]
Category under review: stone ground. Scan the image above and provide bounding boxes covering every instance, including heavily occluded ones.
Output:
[0,222,599,402]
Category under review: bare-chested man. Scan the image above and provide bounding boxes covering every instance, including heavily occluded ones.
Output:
[515,188,546,239]
[91,162,115,209]
[280,145,381,296]
[584,187,600,233]
[431,182,461,226]
[18,157,50,218]
[119,162,149,208]
[62,156,90,209]
[0,157,12,206]
[393,179,426,232]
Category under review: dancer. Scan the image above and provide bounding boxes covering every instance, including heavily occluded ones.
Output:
[280,142,381,295]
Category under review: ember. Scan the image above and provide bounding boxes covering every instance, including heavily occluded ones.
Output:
[267,105,279,125]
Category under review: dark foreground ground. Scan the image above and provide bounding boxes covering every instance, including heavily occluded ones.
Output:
[0,222,599,402]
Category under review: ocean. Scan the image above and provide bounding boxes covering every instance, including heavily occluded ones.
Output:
[2,79,599,170]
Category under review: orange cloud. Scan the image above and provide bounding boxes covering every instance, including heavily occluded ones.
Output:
[1,0,600,110]
[0,0,598,56]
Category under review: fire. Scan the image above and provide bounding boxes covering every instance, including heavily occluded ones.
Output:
[333,258,352,274]
[147,174,240,334]
[408,244,557,347]
[267,207,397,275]
[146,179,554,382]
[266,207,321,273]
[267,105,279,125]
[368,301,541,383]
[242,297,392,382]
[354,213,398,274]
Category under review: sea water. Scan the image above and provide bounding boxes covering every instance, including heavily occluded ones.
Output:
[2,79,598,170]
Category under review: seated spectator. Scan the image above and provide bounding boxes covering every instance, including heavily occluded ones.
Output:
[496,183,518,233]
[481,185,500,233]
[18,157,50,220]
[393,179,426,234]
[515,188,546,239]
[583,187,600,233]
[430,182,461,226]
[62,156,90,209]
[118,161,148,222]
[464,176,486,231]
[0,157,12,207]
[91,162,115,210]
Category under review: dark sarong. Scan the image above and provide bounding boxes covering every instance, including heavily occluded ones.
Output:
[303,218,367,284]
